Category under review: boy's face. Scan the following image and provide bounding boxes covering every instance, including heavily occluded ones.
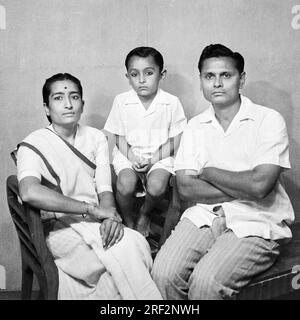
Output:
[200,56,245,108]
[44,80,84,127]
[126,55,165,101]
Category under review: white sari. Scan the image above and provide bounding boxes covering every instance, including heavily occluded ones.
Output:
[17,125,162,300]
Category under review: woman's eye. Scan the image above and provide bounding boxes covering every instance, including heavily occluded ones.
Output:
[146,71,153,76]
[130,73,137,77]
[72,95,79,100]
[54,96,63,101]
[223,73,231,78]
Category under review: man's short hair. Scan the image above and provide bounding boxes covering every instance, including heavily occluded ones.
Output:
[198,44,245,74]
[125,46,164,72]
[42,73,83,123]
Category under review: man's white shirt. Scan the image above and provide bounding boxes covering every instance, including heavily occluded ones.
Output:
[174,95,294,240]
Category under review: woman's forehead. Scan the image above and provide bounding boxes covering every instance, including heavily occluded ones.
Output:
[50,80,80,93]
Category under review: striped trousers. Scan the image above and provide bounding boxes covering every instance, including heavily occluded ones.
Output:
[152,216,280,300]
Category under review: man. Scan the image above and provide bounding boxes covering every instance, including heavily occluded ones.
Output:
[152,44,294,300]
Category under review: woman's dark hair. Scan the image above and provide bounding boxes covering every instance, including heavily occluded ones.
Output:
[42,73,83,123]
[125,46,164,72]
[198,44,244,74]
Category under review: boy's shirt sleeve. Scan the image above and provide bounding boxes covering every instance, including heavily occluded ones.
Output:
[169,97,187,138]
[104,96,126,136]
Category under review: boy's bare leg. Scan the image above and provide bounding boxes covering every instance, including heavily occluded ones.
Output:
[116,169,138,229]
[136,169,171,237]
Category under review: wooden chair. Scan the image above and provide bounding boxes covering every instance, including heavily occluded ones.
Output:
[156,176,300,300]
[6,175,58,300]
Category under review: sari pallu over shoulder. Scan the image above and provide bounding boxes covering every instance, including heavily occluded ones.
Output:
[45,127,96,170]
[17,141,63,194]
[19,127,99,207]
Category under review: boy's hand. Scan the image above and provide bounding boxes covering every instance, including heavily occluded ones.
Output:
[133,156,152,173]
[100,218,124,249]
[138,157,149,167]
[134,166,149,173]
[128,148,140,165]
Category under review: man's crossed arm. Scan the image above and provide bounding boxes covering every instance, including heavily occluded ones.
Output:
[176,164,282,204]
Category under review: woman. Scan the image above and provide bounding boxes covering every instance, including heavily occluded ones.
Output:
[16,73,162,300]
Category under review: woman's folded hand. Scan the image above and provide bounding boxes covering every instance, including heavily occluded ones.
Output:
[99,218,124,249]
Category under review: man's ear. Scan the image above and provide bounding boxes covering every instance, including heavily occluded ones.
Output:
[161,69,167,80]
[239,72,246,90]
[43,103,50,116]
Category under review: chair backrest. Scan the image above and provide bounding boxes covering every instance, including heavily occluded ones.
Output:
[6,175,58,299]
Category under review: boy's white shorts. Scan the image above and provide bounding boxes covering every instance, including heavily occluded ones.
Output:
[112,148,175,176]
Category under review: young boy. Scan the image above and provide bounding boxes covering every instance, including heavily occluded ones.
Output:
[104,46,187,237]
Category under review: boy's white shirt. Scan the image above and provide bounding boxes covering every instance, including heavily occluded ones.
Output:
[104,88,187,159]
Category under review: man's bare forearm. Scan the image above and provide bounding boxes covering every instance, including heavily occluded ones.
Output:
[176,172,235,204]
[201,165,281,201]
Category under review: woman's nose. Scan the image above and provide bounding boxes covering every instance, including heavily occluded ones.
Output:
[65,97,73,108]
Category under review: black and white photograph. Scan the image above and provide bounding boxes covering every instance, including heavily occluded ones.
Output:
[0,0,300,311]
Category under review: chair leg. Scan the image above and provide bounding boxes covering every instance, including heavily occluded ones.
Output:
[44,274,59,300]
[21,263,33,300]
[36,274,57,300]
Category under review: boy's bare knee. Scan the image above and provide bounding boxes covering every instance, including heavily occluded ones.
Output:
[117,170,137,196]
[147,180,166,198]
[147,172,170,198]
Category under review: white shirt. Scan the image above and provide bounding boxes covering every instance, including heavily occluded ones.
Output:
[174,95,294,240]
[104,89,187,159]
[17,125,112,195]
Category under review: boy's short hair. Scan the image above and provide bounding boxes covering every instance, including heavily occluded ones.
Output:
[42,73,83,123]
[198,44,245,74]
[125,46,164,72]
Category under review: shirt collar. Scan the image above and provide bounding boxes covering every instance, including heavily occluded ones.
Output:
[124,88,170,105]
[198,95,257,124]
[235,95,257,122]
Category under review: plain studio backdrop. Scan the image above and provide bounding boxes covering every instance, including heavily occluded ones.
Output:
[0,0,300,290]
